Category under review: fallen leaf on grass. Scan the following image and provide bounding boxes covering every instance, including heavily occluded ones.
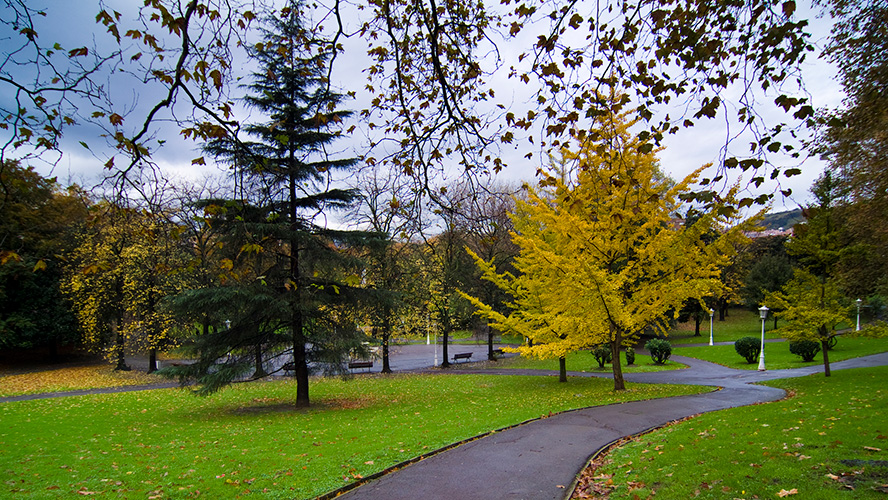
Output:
[777,488,798,497]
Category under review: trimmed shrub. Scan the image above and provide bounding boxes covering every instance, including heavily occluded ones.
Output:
[645,339,672,364]
[734,336,761,364]
[625,347,636,366]
[789,340,821,362]
[591,344,612,368]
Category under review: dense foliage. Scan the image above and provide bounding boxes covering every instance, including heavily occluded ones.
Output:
[789,340,821,362]
[645,339,673,365]
[734,336,762,364]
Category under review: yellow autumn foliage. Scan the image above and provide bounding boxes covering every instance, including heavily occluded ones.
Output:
[461,101,755,389]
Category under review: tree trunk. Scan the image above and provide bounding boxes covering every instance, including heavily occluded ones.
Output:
[611,328,626,391]
[113,318,130,371]
[148,347,157,374]
[441,325,451,368]
[694,315,701,336]
[821,328,832,377]
[381,331,392,374]
[558,356,567,382]
[290,171,309,407]
[253,344,267,378]
[773,315,778,329]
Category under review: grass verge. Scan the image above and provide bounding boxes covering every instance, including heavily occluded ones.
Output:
[0,373,707,499]
[574,365,888,499]
[665,308,784,345]
[473,351,685,373]
[675,335,888,371]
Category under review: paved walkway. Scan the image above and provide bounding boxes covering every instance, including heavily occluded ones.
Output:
[336,352,888,500]
[4,346,887,500]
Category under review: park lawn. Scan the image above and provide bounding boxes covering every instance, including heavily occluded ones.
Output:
[0,374,708,499]
[665,307,785,345]
[0,363,166,397]
[580,365,888,499]
[485,350,685,373]
[674,335,888,370]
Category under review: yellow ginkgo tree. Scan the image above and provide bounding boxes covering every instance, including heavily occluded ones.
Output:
[461,104,751,390]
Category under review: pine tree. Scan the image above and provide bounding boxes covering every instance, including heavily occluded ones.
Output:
[167,2,370,405]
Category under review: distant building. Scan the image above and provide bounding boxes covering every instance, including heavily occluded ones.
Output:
[744,227,794,239]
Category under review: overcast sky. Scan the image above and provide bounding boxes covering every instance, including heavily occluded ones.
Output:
[9,0,843,214]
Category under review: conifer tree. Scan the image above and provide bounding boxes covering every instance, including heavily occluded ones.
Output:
[167,2,369,405]
[461,102,749,390]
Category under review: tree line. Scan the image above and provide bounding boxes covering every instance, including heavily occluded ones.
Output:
[2,0,886,400]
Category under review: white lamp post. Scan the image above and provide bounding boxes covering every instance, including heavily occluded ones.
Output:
[758,306,769,371]
[856,298,862,331]
[708,308,715,346]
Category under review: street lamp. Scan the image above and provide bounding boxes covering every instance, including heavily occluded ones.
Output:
[708,308,715,346]
[856,298,862,331]
[758,306,769,371]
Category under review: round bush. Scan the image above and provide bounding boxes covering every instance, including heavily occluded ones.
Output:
[625,347,636,366]
[734,336,762,364]
[645,338,672,364]
[591,344,612,368]
[789,340,821,362]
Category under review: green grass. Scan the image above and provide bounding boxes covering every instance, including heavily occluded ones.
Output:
[583,365,888,499]
[0,374,707,499]
[675,336,888,370]
[480,350,686,373]
[665,308,785,345]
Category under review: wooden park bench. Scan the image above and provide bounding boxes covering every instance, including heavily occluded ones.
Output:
[492,348,503,358]
[348,360,373,372]
[452,352,473,363]
[281,362,296,374]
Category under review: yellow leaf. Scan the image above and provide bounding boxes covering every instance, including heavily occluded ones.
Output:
[778,488,798,497]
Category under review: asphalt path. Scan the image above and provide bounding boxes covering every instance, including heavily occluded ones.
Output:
[335,351,888,500]
[4,344,887,500]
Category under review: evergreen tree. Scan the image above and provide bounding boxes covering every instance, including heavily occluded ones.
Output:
[167,2,370,406]
[0,162,88,358]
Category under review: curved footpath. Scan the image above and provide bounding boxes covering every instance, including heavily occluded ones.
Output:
[336,352,888,500]
[3,349,887,499]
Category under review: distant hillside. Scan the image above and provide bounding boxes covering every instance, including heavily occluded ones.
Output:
[761,208,803,230]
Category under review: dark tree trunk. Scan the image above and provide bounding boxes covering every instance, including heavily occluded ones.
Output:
[381,331,392,374]
[441,325,451,368]
[113,319,130,371]
[821,328,832,377]
[558,356,567,382]
[290,171,309,407]
[773,315,778,329]
[611,328,626,391]
[719,301,728,321]
[694,315,701,336]
[253,344,267,378]
[148,347,158,374]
